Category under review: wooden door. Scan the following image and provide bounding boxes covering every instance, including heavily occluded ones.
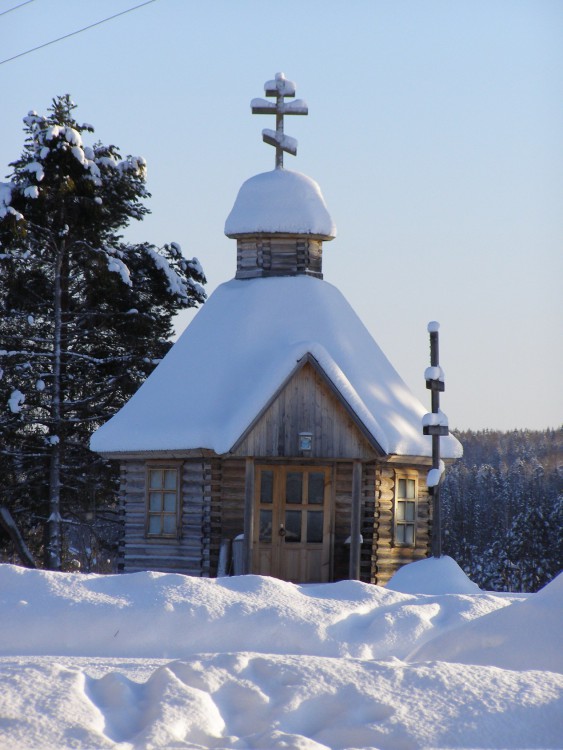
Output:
[253,465,332,583]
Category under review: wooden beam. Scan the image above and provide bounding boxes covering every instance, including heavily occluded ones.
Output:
[426,378,445,392]
[349,461,362,580]
[427,325,445,558]
[243,458,255,574]
[423,425,449,436]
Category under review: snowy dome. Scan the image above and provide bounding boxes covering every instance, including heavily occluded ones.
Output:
[225,168,336,239]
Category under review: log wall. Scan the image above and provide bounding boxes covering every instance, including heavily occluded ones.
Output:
[332,461,378,583]
[210,457,246,575]
[119,455,432,583]
[373,465,431,585]
[235,237,323,279]
[119,458,211,576]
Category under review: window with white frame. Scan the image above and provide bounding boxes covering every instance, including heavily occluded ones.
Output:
[395,475,417,545]
[146,467,180,537]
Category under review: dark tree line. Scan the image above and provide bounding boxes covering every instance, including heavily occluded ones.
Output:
[0,96,206,570]
[441,428,562,592]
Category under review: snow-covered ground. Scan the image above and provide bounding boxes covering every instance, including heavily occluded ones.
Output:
[0,557,561,750]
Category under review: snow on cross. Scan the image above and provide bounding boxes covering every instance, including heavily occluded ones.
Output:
[251,71,308,168]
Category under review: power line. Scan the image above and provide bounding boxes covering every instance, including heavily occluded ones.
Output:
[0,0,158,66]
[0,0,35,18]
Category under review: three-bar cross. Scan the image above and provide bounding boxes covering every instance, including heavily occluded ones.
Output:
[251,72,308,168]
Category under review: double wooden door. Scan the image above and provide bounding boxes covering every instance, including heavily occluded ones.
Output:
[253,465,332,583]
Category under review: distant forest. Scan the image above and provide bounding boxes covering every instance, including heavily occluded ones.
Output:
[441,428,562,592]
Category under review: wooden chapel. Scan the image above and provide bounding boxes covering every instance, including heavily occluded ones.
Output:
[90,72,462,584]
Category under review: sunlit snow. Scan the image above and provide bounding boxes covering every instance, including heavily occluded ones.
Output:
[23,185,39,199]
[106,257,132,287]
[224,169,337,237]
[0,558,561,749]
[422,410,448,427]
[23,161,45,181]
[7,389,25,413]
[426,467,441,487]
[424,365,444,381]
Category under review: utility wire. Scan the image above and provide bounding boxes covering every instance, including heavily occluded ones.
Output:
[0,0,35,18]
[0,0,157,66]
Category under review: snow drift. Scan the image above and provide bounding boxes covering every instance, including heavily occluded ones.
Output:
[0,558,561,749]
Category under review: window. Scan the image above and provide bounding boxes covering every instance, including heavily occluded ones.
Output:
[395,475,417,546]
[146,467,180,537]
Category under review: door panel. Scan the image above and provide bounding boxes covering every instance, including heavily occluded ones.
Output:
[307,510,324,543]
[253,465,332,583]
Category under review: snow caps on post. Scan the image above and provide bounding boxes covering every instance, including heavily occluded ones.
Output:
[423,320,450,558]
[251,72,308,168]
[427,461,446,488]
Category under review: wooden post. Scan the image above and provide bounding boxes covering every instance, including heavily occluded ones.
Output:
[429,328,442,559]
[243,458,255,574]
[349,461,362,580]
[423,321,449,559]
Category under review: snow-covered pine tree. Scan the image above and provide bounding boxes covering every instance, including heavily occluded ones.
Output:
[441,429,562,592]
[0,95,206,570]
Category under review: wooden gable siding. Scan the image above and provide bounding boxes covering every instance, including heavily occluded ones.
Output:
[119,458,212,575]
[232,361,378,460]
[373,465,431,585]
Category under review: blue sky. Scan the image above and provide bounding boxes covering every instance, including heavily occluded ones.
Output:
[1,0,561,431]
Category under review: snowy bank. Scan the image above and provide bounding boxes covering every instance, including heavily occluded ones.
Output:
[0,560,561,749]
[386,554,481,595]
[0,563,508,661]
[409,570,563,672]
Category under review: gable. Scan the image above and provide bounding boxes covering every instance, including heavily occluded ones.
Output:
[231,359,382,459]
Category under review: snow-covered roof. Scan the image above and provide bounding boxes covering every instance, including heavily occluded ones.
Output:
[224,169,337,239]
[90,275,462,459]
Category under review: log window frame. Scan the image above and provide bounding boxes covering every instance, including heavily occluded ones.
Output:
[393,471,418,547]
[145,464,182,539]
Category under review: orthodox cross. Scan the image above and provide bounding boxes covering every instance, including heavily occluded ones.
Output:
[251,72,308,168]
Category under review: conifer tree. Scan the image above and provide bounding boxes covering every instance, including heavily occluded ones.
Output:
[441,429,562,592]
[0,95,206,569]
